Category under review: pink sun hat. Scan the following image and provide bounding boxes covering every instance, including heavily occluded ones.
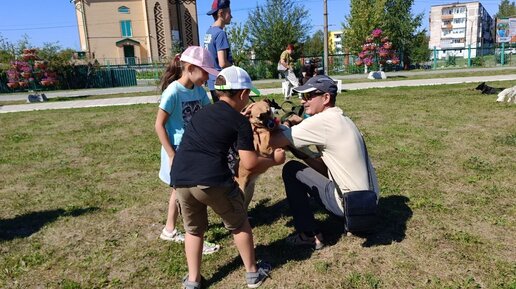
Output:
[180,46,219,76]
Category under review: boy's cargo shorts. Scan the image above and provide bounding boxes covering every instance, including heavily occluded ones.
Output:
[175,183,247,235]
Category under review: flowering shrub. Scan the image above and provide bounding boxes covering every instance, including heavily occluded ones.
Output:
[356,28,399,70]
[4,49,57,89]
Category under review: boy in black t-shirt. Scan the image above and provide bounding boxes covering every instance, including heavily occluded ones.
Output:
[171,66,285,289]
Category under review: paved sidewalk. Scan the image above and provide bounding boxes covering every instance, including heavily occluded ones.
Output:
[0,86,160,102]
[1,74,515,113]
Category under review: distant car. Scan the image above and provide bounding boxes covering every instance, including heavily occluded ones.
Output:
[503,48,516,54]
[496,48,516,55]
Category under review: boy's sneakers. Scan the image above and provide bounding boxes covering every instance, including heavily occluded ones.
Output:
[160,228,220,255]
[201,241,220,255]
[159,228,185,242]
[182,275,201,289]
[246,261,272,288]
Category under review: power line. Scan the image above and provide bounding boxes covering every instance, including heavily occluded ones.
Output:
[1,25,77,31]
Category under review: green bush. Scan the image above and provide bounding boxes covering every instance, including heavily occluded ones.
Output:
[445,55,457,66]
[0,67,7,92]
[471,57,485,67]
[242,61,275,80]
[495,53,509,64]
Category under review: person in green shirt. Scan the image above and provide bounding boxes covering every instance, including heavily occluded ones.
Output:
[278,44,299,100]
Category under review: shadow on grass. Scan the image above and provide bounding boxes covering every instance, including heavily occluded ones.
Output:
[204,198,317,287]
[358,195,412,247]
[0,207,99,241]
[385,75,408,79]
[248,198,289,227]
[204,195,411,286]
[51,95,92,102]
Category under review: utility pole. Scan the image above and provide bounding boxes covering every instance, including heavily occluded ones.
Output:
[323,0,329,75]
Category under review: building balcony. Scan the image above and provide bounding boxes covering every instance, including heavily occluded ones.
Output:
[441,14,453,20]
[440,42,466,49]
[441,34,466,39]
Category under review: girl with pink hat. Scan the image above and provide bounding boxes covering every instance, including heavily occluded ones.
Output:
[155,46,220,254]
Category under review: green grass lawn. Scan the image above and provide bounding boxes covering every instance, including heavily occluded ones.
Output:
[1,82,515,288]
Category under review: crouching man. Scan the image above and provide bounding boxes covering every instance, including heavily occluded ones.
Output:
[273,75,380,250]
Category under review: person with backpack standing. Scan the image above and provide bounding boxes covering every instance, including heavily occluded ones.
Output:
[155,46,220,255]
[204,0,233,102]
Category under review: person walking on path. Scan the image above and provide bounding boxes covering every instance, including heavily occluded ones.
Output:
[204,0,233,102]
[155,46,221,255]
[171,66,284,289]
[272,75,380,250]
[278,44,299,100]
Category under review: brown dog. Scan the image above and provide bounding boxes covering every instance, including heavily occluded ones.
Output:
[235,99,279,209]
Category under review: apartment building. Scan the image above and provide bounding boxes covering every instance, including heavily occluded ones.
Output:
[73,0,199,65]
[329,30,343,54]
[429,1,494,59]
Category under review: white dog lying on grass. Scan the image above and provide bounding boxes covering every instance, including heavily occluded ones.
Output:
[497,86,516,104]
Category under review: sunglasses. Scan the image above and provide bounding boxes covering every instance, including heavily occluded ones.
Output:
[301,91,326,101]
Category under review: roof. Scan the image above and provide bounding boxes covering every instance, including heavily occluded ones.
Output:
[115,38,141,47]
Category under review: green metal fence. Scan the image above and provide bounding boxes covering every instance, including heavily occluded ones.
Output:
[429,44,516,69]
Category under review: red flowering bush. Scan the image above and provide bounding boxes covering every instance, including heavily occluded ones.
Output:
[356,28,399,70]
[5,49,57,89]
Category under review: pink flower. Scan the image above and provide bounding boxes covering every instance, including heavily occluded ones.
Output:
[356,59,364,66]
[383,42,392,49]
[381,36,389,43]
[372,28,382,38]
[363,57,373,66]
[379,48,388,58]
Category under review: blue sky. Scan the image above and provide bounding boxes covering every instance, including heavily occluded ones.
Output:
[0,0,501,50]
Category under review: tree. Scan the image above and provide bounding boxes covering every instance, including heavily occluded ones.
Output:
[246,0,310,62]
[0,34,16,64]
[302,30,324,57]
[409,31,430,65]
[495,0,516,19]
[343,0,424,68]
[227,22,250,66]
[0,34,32,64]
[382,0,424,68]
[343,0,387,55]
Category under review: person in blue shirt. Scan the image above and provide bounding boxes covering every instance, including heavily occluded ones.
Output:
[155,46,221,255]
[204,0,233,102]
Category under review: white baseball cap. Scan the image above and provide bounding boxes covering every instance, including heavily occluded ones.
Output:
[214,66,260,96]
